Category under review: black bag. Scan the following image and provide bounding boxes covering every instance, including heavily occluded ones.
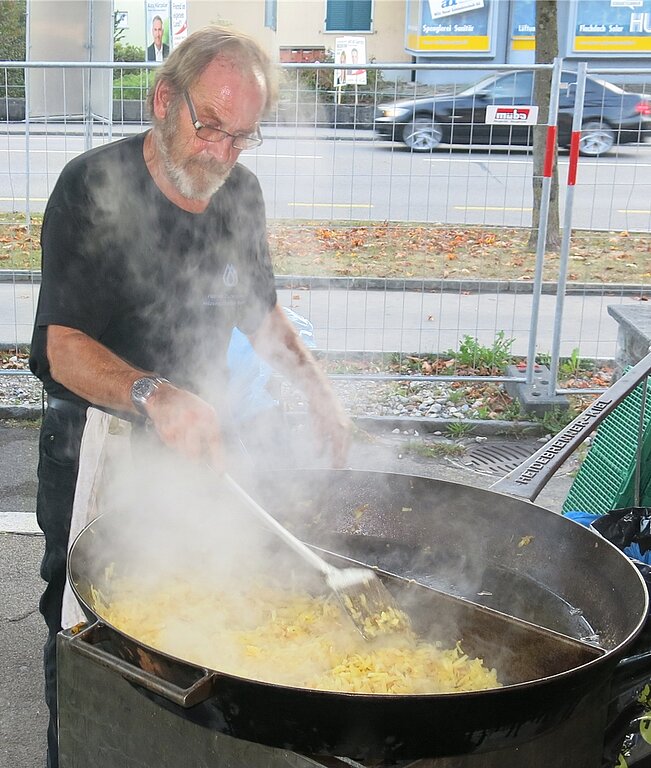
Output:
[594,508,651,767]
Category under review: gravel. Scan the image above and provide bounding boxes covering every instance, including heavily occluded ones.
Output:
[0,370,43,409]
[0,367,499,424]
[281,378,500,421]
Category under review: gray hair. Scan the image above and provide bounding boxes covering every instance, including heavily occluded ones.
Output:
[146,25,277,118]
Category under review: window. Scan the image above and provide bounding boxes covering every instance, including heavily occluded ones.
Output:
[265,0,277,31]
[489,72,534,101]
[325,0,372,32]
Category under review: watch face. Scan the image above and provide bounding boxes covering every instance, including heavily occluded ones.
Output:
[133,378,157,399]
[131,378,159,410]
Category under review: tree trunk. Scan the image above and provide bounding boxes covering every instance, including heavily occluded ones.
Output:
[527,0,561,252]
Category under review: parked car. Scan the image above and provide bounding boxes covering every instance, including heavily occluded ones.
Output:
[374,70,651,157]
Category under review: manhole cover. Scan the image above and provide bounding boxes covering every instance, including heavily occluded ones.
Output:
[459,441,536,476]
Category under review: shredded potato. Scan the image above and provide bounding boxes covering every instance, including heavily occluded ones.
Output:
[97,577,501,695]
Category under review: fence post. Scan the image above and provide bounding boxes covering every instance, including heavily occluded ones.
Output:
[24,3,31,232]
[547,61,588,396]
[526,57,562,386]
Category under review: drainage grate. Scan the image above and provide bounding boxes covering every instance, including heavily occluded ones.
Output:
[459,441,537,476]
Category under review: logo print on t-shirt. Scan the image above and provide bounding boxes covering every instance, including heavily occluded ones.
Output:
[223,263,238,288]
[204,264,242,306]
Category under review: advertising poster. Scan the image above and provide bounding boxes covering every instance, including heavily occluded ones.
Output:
[170,0,188,50]
[572,0,651,53]
[334,37,367,87]
[510,0,536,51]
[406,0,494,54]
[145,0,170,61]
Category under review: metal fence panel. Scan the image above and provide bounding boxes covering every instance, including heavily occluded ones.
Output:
[0,60,649,408]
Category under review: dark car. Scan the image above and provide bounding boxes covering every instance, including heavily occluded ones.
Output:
[374,70,651,157]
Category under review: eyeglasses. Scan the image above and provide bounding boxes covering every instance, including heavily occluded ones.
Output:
[183,91,263,150]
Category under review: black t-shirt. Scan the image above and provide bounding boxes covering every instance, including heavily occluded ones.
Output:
[30,133,277,408]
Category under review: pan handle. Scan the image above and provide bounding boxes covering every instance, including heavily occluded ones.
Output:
[490,350,651,502]
[67,622,215,708]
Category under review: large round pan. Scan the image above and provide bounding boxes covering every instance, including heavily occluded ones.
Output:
[68,354,651,760]
[67,466,649,762]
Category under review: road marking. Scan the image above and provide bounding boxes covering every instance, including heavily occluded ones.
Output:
[288,202,373,208]
[455,205,533,212]
[3,148,323,160]
[617,209,650,214]
[1,148,81,154]
[426,158,531,165]
[249,154,322,159]
[426,158,648,168]
[0,197,48,202]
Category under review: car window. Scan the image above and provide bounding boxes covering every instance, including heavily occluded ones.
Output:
[457,75,497,97]
[487,72,534,100]
[590,77,627,95]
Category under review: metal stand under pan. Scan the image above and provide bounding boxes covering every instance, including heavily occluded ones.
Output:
[58,625,609,768]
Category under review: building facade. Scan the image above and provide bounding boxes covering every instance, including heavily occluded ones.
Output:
[110,0,650,82]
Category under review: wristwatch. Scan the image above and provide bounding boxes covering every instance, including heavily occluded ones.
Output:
[130,376,168,416]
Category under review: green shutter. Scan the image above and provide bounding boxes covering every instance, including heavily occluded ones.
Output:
[326,0,371,31]
[350,0,372,30]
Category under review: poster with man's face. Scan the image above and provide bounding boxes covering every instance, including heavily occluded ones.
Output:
[334,37,367,87]
[145,0,170,62]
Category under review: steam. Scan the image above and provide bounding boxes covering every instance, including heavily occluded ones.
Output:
[67,62,563,691]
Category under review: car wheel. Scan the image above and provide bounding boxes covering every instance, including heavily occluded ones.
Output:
[402,118,443,152]
[579,121,615,157]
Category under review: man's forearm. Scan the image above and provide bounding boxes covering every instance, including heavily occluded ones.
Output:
[46,324,224,465]
[46,324,147,413]
[249,304,351,467]
[248,304,331,397]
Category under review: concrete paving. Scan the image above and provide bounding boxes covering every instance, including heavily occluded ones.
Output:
[0,278,645,359]
[0,414,579,768]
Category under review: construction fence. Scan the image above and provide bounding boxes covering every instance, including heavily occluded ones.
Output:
[0,58,650,408]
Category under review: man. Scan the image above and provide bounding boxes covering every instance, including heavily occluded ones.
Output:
[146,15,169,61]
[30,25,350,768]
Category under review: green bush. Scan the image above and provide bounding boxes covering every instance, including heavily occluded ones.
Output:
[447,331,515,372]
[0,0,26,99]
[278,51,387,108]
[113,70,155,100]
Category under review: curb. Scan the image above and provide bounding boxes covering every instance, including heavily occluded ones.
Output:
[352,415,544,437]
[277,275,650,297]
[0,405,42,420]
[1,270,649,297]
[0,404,543,437]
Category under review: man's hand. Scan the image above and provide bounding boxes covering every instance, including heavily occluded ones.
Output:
[308,389,352,469]
[249,305,352,468]
[144,383,223,468]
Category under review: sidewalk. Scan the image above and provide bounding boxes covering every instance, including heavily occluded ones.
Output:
[0,279,641,359]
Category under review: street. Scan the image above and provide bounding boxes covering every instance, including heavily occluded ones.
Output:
[1,128,650,231]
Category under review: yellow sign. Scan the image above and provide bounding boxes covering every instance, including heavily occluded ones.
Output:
[574,35,651,51]
[407,32,490,51]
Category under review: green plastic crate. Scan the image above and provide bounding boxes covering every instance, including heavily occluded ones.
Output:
[562,375,651,516]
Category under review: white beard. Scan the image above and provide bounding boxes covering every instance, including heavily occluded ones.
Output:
[163,152,229,200]
[154,111,232,200]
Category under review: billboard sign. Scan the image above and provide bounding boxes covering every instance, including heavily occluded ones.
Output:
[572,0,651,54]
[510,0,536,50]
[334,37,367,87]
[170,0,188,49]
[145,0,170,61]
[406,0,495,55]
